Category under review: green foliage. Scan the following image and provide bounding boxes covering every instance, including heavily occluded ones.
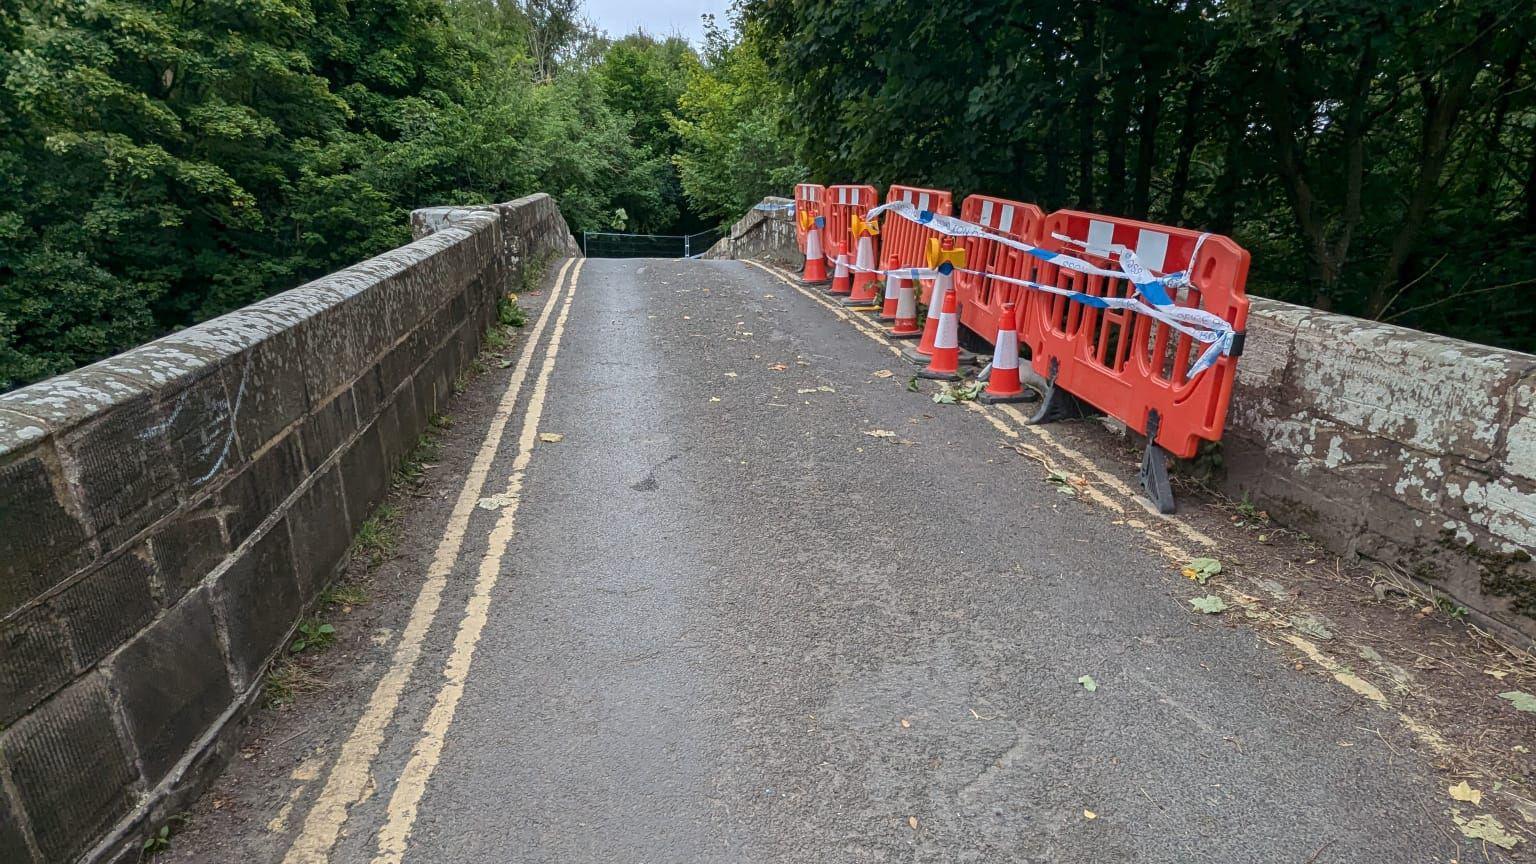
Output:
[289,617,336,654]
[0,0,687,389]
[669,14,803,223]
[742,0,1536,352]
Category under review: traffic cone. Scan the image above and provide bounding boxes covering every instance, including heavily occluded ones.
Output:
[980,302,1035,403]
[848,215,880,301]
[889,269,921,339]
[842,245,881,307]
[879,254,902,321]
[904,237,969,366]
[802,219,827,283]
[918,287,961,381]
[828,243,851,295]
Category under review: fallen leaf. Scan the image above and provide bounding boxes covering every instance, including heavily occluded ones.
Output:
[863,429,897,438]
[907,376,920,392]
[1181,557,1222,584]
[900,718,910,728]
[1190,595,1228,614]
[538,432,563,443]
[709,397,721,403]
[1452,809,1521,849]
[1448,781,1483,805]
[796,388,818,394]
[768,363,788,371]
[1498,691,1536,713]
[908,816,919,830]
[1083,809,1097,820]
[477,493,514,510]
[871,369,894,378]
[1484,669,1509,680]
[682,315,691,320]
[764,293,775,299]
[724,372,738,377]
[1078,675,1098,693]
[741,332,753,336]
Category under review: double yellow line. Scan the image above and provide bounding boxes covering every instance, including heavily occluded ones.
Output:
[284,259,585,864]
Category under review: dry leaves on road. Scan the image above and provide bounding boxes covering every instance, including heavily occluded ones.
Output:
[538,432,563,443]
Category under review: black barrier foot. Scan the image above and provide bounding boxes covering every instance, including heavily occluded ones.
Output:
[1027,383,1094,423]
[1139,411,1177,514]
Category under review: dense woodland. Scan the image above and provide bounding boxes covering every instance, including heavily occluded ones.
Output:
[2,0,1533,390]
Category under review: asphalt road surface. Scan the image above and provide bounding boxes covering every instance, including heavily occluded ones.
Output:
[172,256,1476,864]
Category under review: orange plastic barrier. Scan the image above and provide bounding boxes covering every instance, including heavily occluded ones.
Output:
[954,194,1045,340]
[881,185,953,303]
[1021,211,1251,464]
[824,185,879,264]
[794,184,825,254]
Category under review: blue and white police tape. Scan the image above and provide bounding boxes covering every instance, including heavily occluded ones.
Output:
[825,248,1235,377]
[866,201,1189,305]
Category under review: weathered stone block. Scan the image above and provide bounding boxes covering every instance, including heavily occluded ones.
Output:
[287,466,350,601]
[209,522,301,688]
[298,388,358,472]
[0,604,73,728]
[52,546,159,669]
[228,326,310,455]
[1,674,138,863]
[0,781,35,864]
[149,507,228,604]
[295,277,393,401]
[0,443,92,617]
[56,388,177,551]
[217,433,304,548]
[340,422,389,536]
[1504,372,1536,483]
[106,589,233,785]
[1289,313,1526,459]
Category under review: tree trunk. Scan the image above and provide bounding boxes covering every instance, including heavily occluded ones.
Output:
[1104,74,1135,215]
[1043,47,1065,207]
[1074,4,1098,209]
[1369,15,1495,317]
[1131,73,1164,219]
[1164,77,1205,225]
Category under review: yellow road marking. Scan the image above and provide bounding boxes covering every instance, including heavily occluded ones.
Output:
[370,260,584,863]
[281,258,578,864]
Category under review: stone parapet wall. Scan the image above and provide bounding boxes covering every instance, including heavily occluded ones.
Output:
[703,198,797,264]
[1224,299,1536,641]
[0,193,577,862]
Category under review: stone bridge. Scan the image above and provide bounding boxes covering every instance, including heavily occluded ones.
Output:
[0,194,1532,863]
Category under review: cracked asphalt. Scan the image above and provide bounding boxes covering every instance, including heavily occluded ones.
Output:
[172,256,1472,863]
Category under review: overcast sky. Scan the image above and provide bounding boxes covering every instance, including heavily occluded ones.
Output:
[582,0,731,45]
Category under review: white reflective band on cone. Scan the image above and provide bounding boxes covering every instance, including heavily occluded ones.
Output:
[935,311,958,349]
[834,254,848,277]
[807,228,821,259]
[856,236,874,271]
[884,273,900,300]
[993,330,1019,369]
[895,281,916,318]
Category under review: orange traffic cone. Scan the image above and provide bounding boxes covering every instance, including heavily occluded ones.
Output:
[980,302,1034,403]
[889,269,921,339]
[878,254,901,320]
[828,243,851,295]
[918,286,961,381]
[848,214,880,300]
[802,219,827,283]
[842,247,880,307]
[914,237,967,360]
